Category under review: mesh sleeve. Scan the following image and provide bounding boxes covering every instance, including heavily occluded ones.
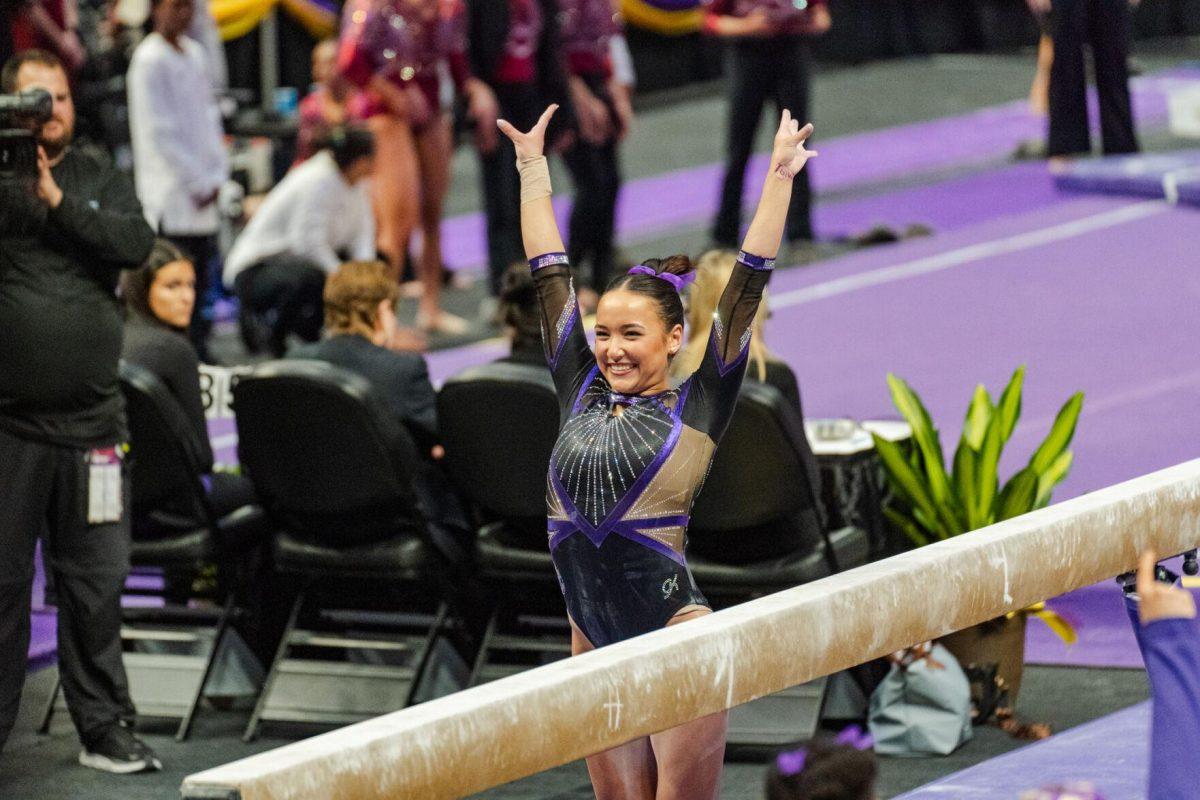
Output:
[681,250,773,441]
[530,253,596,417]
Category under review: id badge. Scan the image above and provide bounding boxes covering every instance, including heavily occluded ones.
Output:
[86,446,124,524]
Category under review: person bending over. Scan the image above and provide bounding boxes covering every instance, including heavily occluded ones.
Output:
[765,727,876,800]
[494,261,546,367]
[223,126,379,357]
[499,104,815,799]
[120,239,256,517]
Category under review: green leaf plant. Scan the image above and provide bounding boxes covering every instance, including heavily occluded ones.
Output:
[873,366,1084,546]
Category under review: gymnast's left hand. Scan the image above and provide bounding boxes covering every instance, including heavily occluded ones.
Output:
[771,110,817,180]
[497,104,558,160]
[1137,549,1196,624]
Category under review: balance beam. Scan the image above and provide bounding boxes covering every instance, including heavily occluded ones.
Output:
[182,459,1200,800]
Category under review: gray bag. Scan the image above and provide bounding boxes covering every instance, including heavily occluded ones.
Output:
[867,642,973,757]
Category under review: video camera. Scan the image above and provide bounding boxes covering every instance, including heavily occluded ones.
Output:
[0,88,53,236]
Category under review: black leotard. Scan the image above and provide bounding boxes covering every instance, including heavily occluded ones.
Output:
[531,249,773,647]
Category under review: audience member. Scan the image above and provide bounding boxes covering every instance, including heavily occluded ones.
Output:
[494,261,545,366]
[1029,0,1138,161]
[295,38,350,165]
[185,0,226,92]
[460,0,571,298]
[1123,549,1200,799]
[674,249,805,418]
[126,0,229,361]
[9,0,85,73]
[765,727,876,800]
[705,0,830,253]
[223,126,380,357]
[337,0,485,335]
[1,0,20,66]
[0,49,159,772]
[288,260,439,454]
[558,0,631,307]
[120,239,256,516]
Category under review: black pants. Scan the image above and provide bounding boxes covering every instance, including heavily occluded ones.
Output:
[1047,0,1138,157]
[0,428,133,751]
[233,254,327,358]
[163,233,219,361]
[562,74,622,292]
[714,36,814,247]
[480,83,544,295]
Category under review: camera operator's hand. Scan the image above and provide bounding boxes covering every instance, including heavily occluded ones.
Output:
[1137,549,1197,624]
[36,147,63,209]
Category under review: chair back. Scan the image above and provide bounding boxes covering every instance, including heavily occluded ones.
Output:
[232,360,424,544]
[119,360,211,535]
[690,381,824,561]
[437,362,558,529]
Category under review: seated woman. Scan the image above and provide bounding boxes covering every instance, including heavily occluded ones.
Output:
[494,262,548,367]
[672,248,805,417]
[119,240,255,518]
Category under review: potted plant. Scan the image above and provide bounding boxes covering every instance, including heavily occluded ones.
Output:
[870,366,1081,705]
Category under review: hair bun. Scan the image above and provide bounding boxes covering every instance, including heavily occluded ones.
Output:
[657,254,694,277]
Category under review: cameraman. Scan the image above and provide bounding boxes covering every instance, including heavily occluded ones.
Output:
[0,50,159,772]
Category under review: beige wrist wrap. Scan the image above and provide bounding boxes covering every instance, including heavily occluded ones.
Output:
[517,155,552,205]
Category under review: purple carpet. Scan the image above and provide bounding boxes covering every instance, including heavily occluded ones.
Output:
[439,71,1184,270]
[895,702,1150,799]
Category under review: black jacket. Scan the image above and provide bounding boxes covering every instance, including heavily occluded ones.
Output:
[463,0,573,125]
[288,334,439,452]
[0,145,156,448]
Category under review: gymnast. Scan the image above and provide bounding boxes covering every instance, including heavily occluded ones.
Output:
[498,105,816,799]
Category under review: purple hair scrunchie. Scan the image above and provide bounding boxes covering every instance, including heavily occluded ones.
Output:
[626,264,696,293]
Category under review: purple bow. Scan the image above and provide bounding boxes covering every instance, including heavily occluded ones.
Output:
[627,264,696,293]
[775,725,874,778]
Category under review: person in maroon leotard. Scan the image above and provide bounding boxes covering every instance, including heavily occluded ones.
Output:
[500,103,816,800]
[338,0,496,336]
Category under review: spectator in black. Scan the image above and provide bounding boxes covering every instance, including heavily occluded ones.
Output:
[288,260,439,454]
[494,261,545,367]
[461,0,571,298]
[0,0,16,66]
[0,49,160,772]
[1028,0,1139,161]
[120,239,256,516]
[705,0,830,253]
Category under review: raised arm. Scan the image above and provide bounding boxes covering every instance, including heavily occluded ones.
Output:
[683,111,815,441]
[498,106,594,415]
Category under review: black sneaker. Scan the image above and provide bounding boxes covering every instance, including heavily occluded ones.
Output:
[79,723,162,774]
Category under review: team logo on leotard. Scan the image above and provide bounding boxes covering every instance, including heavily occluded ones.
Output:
[661,574,679,599]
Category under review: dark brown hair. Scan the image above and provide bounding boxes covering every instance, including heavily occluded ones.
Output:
[1,50,65,93]
[604,254,694,332]
[765,741,877,800]
[324,260,397,336]
[119,239,192,328]
[498,261,540,353]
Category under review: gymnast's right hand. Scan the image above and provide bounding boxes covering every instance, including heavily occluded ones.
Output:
[497,104,558,160]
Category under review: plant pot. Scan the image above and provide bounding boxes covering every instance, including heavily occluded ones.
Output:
[938,613,1027,708]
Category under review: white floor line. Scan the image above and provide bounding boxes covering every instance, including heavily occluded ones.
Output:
[770,200,1168,309]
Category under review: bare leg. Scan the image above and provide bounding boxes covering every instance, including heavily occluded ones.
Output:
[368,115,420,282]
[650,606,727,800]
[572,623,657,800]
[1029,33,1054,116]
[412,115,467,333]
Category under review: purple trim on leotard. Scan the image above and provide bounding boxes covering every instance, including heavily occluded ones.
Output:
[709,328,752,378]
[530,252,570,272]
[547,409,685,550]
[571,364,602,414]
[737,250,776,271]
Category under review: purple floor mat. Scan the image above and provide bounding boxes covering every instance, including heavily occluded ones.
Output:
[895,702,1150,800]
[1055,148,1200,205]
[1027,583,1143,669]
[439,71,1184,271]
